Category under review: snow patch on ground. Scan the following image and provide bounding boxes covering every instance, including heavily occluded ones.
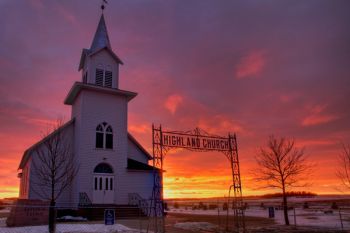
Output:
[0,223,140,233]
[174,221,217,231]
[57,215,87,221]
[168,206,350,229]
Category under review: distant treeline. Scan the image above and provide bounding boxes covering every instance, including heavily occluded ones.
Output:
[261,191,317,198]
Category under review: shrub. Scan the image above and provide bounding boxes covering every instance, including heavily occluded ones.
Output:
[331,202,338,210]
[0,200,5,210]
[223,202,228,211]
[260,202,265,209]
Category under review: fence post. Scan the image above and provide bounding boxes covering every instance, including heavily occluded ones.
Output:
[339,208,343,230]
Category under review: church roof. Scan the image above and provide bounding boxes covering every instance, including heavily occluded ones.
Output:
[128,133,152,160]
[64,82,137,105]
[78,14,123,71]
[18,118,75,170]
[127,158,159,171]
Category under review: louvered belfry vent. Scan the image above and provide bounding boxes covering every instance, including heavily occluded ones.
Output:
[105,71,113,88]
[95,68,104,86]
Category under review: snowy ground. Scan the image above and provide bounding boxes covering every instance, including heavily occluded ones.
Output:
[0,196,349,232]
[168,206,350,229]
[173,222,217,231]
[0,223,141,233]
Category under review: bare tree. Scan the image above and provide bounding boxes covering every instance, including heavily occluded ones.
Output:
[336,143,350,189]
[31,120,78,233]
[253,136,311,225]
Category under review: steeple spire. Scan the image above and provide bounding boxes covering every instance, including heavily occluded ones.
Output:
[90,14,111,52]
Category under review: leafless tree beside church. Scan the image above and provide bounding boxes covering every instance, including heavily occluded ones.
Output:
[336,143,350,189]
[253,136,312,225]
[31,120,78,233]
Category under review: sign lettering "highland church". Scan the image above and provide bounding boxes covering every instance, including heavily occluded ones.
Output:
[162,133,234,151]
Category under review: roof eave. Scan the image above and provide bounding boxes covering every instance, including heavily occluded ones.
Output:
[64,82,137,105]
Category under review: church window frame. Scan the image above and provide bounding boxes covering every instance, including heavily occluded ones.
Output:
[95,122,113,149]
[95,64,113,88]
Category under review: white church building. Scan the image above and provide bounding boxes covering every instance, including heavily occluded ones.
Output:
[17,13,155,208]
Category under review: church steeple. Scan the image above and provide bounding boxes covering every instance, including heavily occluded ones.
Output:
[90,14,111,52]
[78,10,123,89]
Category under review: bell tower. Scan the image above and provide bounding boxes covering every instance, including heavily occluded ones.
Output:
[64,6,137,205]
[78,11,123,89]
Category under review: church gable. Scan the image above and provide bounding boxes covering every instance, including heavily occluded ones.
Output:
[18,119,75,170]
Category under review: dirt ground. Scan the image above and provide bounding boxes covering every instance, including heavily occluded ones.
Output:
[116,212,348,233]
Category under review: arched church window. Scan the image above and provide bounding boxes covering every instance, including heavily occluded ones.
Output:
[95,122,113,149]
[94,163,114,173]
[96,124,104,148]
[105,126,113,149]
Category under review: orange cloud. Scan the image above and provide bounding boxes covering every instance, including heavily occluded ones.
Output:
[302,104,338,126]
[297,139,336,148]
[198,115,244,135]
[164,94,183,114]
[129,124,150,134]
[235,50,266,79]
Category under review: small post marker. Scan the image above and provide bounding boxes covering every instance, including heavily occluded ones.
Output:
[268,207,274,218]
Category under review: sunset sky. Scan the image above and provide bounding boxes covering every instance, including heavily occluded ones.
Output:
[0,0,350,199]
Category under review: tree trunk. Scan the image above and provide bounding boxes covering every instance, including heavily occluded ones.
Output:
[48,200,56,233]
[282,186,290,225]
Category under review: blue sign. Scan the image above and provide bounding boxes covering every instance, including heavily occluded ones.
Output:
[268,207,275,218]
[104,209,115,225]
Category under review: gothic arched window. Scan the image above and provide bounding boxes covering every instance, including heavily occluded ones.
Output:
[95,122,113,149]
[94,163,113,173]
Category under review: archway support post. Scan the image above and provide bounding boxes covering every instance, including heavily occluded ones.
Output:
[149,125,245,233]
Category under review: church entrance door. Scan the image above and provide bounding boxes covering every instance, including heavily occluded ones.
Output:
[92,163,114,204]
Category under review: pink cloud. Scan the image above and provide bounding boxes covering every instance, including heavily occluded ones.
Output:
[164,94,183,114]
[29,0,44,10]
[235,50,266,79]
[56,4,78,26]
[198,115,244,135]
[301,105,339,126]
[279,93,299,103]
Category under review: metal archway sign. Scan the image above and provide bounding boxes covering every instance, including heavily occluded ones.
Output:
[148,125,245,233]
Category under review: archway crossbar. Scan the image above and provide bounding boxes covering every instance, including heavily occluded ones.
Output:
[148,124,245,233]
